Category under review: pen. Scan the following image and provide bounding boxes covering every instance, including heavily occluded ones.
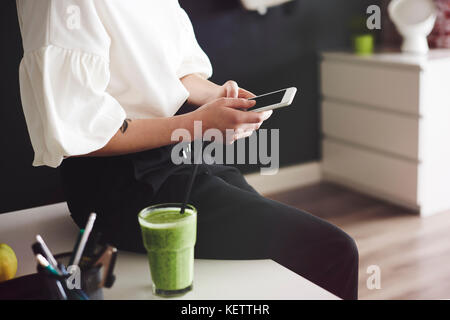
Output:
[68,229,84,266]
[32,242,63,275]
[54,281,68,300]
[72,213,97,266]
[36,254,60,276]
[36,254,68,300]
[35,235,59,269]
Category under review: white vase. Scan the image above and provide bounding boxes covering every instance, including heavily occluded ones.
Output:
[388,0,437,54]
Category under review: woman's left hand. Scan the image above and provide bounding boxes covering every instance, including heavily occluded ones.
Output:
[218,80,271,142]
[221,80,256,99]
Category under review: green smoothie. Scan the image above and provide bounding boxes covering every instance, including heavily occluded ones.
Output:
[138,204,197,296]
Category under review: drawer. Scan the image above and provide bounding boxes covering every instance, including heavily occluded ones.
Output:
[322,100,420,160]
[322,139,418,205]
[321,60,421,115]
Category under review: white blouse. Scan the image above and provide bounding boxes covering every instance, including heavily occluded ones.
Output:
[16,0,212,168]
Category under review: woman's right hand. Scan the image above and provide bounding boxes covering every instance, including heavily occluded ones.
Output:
[85,97,271,157]
[192,97,272,144]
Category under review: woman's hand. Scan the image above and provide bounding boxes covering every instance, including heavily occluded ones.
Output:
[221,80,256,99]
[192,97,272,144]
[86,80,268,157]
[180,74,256,105]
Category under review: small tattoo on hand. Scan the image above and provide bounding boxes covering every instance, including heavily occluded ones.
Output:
[120,119,132,133]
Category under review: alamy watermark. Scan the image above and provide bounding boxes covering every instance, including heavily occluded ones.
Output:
[66,5,81,30]
[171,121,280,175]
[65,265,82,290]
[366,5,381,30]
[366,265,381,290]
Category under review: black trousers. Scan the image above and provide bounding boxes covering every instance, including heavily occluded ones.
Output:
[60,150,359,300]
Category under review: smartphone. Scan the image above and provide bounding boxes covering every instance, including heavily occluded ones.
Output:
[247,87,297,112]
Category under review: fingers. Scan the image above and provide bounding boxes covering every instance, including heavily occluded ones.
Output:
[212,97,272,126]
[260,110,273,121]
[223,80,256,100]
[237,122,262,132]
[244,109,273,121]
[215,97,256,109]
[238,88,256,99]
[226,128,258,144]
[239,110,267,124]
[215,99,270,124]
[234,130,255,141]
[224,80,239,98]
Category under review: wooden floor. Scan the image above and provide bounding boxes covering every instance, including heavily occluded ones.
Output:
[268,182,450,300]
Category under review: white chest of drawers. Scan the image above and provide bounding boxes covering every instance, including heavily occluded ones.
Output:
[320,50,450,217]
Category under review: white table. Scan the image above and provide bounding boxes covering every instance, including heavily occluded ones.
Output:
[0,202,338,300]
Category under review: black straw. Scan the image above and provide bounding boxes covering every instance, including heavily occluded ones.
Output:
[180,163,199,215]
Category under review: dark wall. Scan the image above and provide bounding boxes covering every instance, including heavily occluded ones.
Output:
[1,0,65,214]
[0,0,377,214]
[181,0,378,173]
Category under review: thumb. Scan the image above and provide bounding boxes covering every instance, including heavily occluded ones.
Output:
[224,81,239,98]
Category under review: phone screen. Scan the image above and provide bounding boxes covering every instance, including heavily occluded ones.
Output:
[247,90,285,111]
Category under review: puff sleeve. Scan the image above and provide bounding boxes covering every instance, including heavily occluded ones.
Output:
[17,0,127,167]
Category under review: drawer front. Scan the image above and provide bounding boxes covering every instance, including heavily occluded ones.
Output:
[322,100,420,160]
[321,60,421,115]
[322,139,418,205]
